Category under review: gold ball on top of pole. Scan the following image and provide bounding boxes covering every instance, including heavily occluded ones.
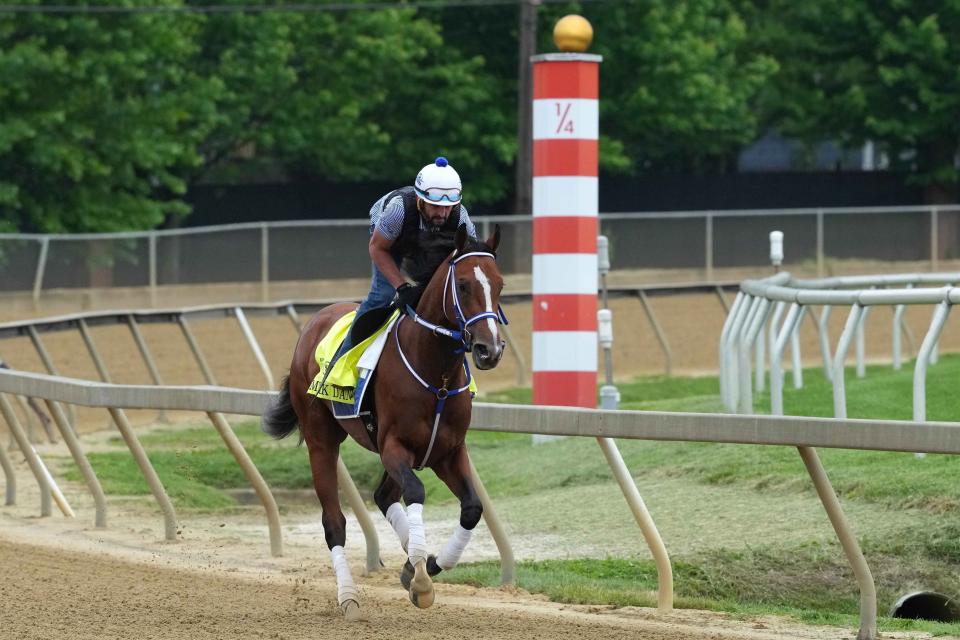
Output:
[552,14,593,52]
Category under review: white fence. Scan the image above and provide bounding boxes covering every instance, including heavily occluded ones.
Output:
[721,271,959,421]
[2,205,959,302]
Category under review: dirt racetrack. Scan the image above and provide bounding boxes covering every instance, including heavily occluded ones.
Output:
[0,500,868,640]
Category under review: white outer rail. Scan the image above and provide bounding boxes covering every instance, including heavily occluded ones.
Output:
[4,371,960,637]
[722,272,959,421]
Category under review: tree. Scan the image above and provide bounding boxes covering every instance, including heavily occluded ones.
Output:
[192,4,516,206]
[0,2,220,232]
[581,0,778,173]
[751,0,960,202]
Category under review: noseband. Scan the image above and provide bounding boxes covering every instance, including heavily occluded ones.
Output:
[396,250,508,469]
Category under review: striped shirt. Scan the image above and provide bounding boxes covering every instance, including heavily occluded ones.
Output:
[369,191,476,241]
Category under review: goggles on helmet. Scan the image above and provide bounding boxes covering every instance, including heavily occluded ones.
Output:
[416,187,462,205]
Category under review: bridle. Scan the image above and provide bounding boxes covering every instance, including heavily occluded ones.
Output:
[402,251,508,354]
[395,250,508,469]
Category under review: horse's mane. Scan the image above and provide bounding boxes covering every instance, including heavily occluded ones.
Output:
[402,230,494,290]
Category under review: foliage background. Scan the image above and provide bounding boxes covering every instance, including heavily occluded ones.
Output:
[0,0,957,233]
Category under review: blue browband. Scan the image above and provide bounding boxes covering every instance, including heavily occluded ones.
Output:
[396,250,508,469]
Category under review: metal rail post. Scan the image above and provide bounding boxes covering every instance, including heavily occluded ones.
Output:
[178,316,218,385]
[260,223,270,303]
[817,305,833,380]
[714,285,730,313]
[233,308,274,390]
[127,315,168,423]
[28,325,77,431]
[78,319,112,383]
[108,407,178,541]
[336,459,382,574]
[797,446,876,640]
[790,308,805,389]
[738,298,770,414]
[286,304,302,332]
[0,393,50,516]
[723,295,756,411]
[637,291,672,377]
[148,232,158,308]
[718,292,744,406]
[770,303,802,416]
[758,300,785,393]
[913,301,951,422]
[855,305,871,379]
[832,305,864,419]
[597,437,673,609]
[468,456,515,586]
[45,399,107,528]
[208,411,282,557]
[32,237,49,308]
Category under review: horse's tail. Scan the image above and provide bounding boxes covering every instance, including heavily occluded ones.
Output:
[262,375,300,440]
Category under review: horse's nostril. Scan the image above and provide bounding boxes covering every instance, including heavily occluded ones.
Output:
[474,344,489,359]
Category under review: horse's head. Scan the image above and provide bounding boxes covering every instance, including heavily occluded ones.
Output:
[444,224,506,370]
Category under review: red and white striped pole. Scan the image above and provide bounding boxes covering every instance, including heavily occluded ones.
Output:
[531,18,601,408]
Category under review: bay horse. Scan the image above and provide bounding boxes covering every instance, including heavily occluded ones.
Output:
[262,223,506,619]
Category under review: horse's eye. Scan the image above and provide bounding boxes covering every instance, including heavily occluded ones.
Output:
[457,281,470,294]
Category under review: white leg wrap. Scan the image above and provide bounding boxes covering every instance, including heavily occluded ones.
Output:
[406,503,428,566]
[436,524,473,570]
[385,502,409,552]
[330,545,359,606]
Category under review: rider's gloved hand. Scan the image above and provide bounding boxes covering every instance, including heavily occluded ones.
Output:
[394,283,422,312]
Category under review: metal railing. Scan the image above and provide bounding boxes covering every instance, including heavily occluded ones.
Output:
[4,367,960,638]
[721,271,959,420]
[3,205,959,303]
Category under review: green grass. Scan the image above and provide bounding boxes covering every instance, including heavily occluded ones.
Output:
[58,353,960,634]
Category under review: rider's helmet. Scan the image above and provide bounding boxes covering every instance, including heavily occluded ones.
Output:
[414,157,462,207]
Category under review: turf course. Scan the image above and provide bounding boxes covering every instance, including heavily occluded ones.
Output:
[61,354,960,634]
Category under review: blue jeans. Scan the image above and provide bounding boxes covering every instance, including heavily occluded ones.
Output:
[334,254,401,359]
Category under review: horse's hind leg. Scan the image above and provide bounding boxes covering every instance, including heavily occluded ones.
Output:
[428,445,482,575]
[303,411,364,621]
[374,471,409,552]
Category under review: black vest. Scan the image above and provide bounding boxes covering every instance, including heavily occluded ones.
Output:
[384,186,463,261]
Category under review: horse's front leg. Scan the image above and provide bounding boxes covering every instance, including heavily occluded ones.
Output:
[373,471,409,553]
[303,419,364,621]
[380,437,434,608]
[428,444,482,576]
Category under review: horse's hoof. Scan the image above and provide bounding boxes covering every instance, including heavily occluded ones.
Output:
[408,559,435,609]
[340,599,366,622]
[400,554,439,590]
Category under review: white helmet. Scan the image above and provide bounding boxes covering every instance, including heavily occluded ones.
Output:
[414,156,462,206]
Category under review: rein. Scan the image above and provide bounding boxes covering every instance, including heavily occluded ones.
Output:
[396,250,508,469]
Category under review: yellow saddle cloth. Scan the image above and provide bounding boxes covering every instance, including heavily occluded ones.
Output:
[307,309,478,409]
[307,310,399,403]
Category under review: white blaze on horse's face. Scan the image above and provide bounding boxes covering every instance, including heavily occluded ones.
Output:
[473,264,499,345]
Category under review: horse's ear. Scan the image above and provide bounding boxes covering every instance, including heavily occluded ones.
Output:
[455,223,468,252]
[485,224,501,253]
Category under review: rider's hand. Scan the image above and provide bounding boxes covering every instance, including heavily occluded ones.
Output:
[394,283,422,312]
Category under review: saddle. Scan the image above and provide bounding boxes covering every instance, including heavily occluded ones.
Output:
[307,308,401,418]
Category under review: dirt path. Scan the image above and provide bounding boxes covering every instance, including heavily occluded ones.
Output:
[0,519,864,640]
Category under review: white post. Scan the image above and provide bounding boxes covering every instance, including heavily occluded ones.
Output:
[770,303,802,416]
[913,301,951,422]
[832,305,864,419]
[818,305,833,381]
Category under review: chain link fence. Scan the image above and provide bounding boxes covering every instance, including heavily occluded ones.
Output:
[2,206,958,303]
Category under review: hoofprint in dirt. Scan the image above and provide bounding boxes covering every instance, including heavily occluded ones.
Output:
[0,511,909,640]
